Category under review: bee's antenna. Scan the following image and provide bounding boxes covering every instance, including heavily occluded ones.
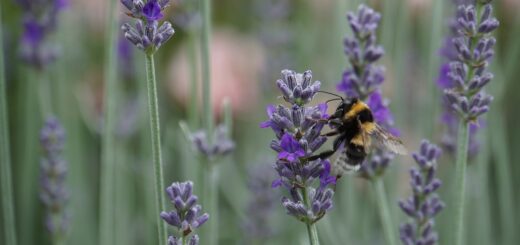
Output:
[316,91,344,100]
[325,98,342,104]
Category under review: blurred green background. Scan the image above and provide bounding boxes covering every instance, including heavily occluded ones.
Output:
[1,0,520,244]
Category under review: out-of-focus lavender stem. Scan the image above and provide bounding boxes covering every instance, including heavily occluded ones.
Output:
[200,0,217,242]
[373,178,397,245]
[99,0,119,244]
[0,1,17,244]
[187,32,199,129]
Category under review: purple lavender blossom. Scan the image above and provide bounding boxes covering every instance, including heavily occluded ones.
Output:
[189,124,235,159]
[337,5,399,178]
[399,140,445,245]
[39,117,69,238]
[161,181,209,245]
[15,0,67,69]
[436,1,497,157]
[121,0,175,54]
[442,3,498,124]
[262,69,335,224]
[337,5,384,100]
[277,134,306,162]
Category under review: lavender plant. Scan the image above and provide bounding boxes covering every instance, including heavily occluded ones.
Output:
[160,181,209,245]
[120,1,175,244]
[437,0,481,157]
[399,140,444,245]
[189,125,235,160]
[99,1,122,244]
[15,0,67,69]
[441,2,499,244]
[179,101,234,245]
[262,69,336,245]
[39,117,69,245]
[337,5,399,245]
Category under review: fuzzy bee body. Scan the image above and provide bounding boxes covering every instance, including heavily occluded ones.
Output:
[307,96,407,176]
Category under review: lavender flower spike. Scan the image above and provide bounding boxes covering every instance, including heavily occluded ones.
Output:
[189,124,235,160]
[161,181,209,245]
[442,3,498,123]
[338,4,399,178]
[399,140,444,245]
[263,69,336,244]
[121,0,175,54]
[15,0,67,69]
[39,117,69,240]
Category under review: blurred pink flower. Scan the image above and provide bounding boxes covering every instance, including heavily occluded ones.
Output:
[168,29,265,116]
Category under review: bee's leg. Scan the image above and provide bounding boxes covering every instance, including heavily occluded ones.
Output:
[306,134,345,161]
[305,117,329,123]
[306,150,336,161]
[328,118,343,126]
[321,130,340,137]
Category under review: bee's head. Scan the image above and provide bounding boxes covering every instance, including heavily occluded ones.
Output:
[340,97,358,113]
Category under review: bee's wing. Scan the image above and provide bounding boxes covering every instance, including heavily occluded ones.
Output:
[368,124,407,155]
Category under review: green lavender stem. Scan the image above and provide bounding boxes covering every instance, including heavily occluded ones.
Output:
[373,178,397,245]
[453,120,469,245]
[187,33,199,129]
[0,2,17,244]
[201,0,213,138]
[302,187,320,245]
[145,53,167,245]
[99,0,118,244]
[204,164,219,245]
[491,107,515,245]
[200,0,217,243]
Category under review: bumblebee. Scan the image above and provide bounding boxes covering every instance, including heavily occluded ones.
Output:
[307,92,407,175]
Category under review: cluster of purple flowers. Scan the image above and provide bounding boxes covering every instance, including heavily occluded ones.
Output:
[399,140,445,245]
[160,181,209,245]
[39,117,69,237]
[121,0,175,54]
[15,0,67,69]
[261,69,335,224]
[438,1,499,155]
[189,125,235,160]
[337,5,398,178]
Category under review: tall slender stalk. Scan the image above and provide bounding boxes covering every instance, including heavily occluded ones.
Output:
[201,0,213,138]
[187,33,199,129]
[99,0,119,244]
[302,187,320,245]
[424,0,444,138]
[18,69,39,245]
[373,178,397,245]
[145,53,167,245]
[491,107,515,244]
[200,0,217,243]
[0,2,17,244]
[203,163,219,245]
[453,120,469,245]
